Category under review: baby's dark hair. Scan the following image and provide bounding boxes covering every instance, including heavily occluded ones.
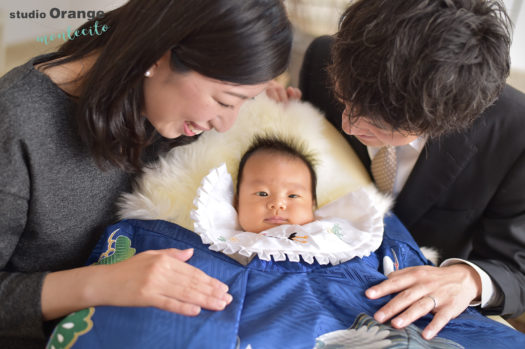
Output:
[236,135,318,205]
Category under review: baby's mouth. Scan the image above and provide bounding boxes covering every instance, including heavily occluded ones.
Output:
[264,216,288,224]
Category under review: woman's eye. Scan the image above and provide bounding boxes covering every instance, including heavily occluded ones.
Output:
[288,194,299,198]
[255,192,268,197]
[217,100,234,109]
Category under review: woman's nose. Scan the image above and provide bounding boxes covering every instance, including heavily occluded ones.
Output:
[212,111,238,133]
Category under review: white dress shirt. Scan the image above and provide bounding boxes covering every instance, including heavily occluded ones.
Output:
[367,139,502,308]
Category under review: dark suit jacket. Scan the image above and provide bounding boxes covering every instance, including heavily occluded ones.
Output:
[299,35,525,317]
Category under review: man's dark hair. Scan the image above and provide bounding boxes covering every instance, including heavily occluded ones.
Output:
[236,135,318,206]
[329,0,511,137]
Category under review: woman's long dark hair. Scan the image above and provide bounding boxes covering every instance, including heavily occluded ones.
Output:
[45,0,292,172]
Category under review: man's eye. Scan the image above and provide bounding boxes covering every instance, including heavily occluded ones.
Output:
[288,194,299,198]
[217,100,234,109]
[255,192,268,197]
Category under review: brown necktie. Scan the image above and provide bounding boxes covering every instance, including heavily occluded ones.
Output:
[371,146,397,194]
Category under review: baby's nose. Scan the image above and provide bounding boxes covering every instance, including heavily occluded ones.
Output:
[268,198,286,210]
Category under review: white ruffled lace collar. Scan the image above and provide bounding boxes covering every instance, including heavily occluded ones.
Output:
[191,164,387,265]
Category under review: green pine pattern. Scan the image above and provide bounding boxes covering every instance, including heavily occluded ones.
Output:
[96,235,136,265]
[46,308,95,349]
[46,231,136,348]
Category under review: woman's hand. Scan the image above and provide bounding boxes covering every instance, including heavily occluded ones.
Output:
[365,264,482,339]
[42,248,232,320]
[265,80,302,103]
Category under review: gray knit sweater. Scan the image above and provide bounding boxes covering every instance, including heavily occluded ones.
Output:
[0,55,137,348]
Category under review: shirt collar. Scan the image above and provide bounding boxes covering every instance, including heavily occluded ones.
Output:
[369,136,427,152]
[408,136,427,154]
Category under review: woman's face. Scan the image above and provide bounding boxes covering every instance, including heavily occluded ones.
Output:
[143,52,269,139]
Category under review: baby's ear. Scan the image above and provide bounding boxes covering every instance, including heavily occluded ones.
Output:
[233,193,239,210]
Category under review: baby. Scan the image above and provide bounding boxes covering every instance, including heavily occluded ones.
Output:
[235,135,317,234]
[192,135,386,265]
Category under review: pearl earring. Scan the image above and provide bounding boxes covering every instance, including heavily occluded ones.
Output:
[144,70,152,77]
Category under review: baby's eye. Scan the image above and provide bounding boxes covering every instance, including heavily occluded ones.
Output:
[255,191,268,197]
[288,194,300,198]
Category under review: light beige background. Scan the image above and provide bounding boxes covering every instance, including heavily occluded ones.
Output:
[0,0,523,92]
[285,0,524,92]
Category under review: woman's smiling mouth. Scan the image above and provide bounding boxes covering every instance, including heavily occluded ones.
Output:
[184,121,205,136]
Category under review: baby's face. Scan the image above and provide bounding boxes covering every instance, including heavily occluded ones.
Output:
[236,151,315,233]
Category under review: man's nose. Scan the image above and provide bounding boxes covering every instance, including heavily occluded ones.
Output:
[342,113,365,135]
[341,108,354,135]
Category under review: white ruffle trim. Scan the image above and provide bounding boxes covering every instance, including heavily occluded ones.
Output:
[191,164,388,265]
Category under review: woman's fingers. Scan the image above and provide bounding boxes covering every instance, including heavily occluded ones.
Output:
[99,248,232,315]
[164,282,231,311]
[147,249,232,309]
[265,80,302,103]
[160,249,229,292]
[286,86,302,100]
[275,84,288,102]
[164,258,233,307]
[166,247,194,262]
[265,86,279,102]
[152,296,202,316]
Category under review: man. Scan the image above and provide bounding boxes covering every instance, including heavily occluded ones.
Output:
[299,0,525,340]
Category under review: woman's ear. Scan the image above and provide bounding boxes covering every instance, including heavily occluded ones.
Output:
[144,51,170,78]
[144,65,158,78]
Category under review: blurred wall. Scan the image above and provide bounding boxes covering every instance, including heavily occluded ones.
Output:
[0,0,523,92]
[285,0,525,92]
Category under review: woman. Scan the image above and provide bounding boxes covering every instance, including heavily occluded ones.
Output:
[0,0,292,347]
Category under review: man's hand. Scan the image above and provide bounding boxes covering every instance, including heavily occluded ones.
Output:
[366,264,482,339]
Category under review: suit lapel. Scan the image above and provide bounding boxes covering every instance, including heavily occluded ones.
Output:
[348,132,478,228]
[395,132,478,227]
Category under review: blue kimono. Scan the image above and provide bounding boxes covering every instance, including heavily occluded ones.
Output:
[47,216,525,349]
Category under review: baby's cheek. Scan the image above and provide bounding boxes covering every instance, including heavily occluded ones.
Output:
[291,208,315,226]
